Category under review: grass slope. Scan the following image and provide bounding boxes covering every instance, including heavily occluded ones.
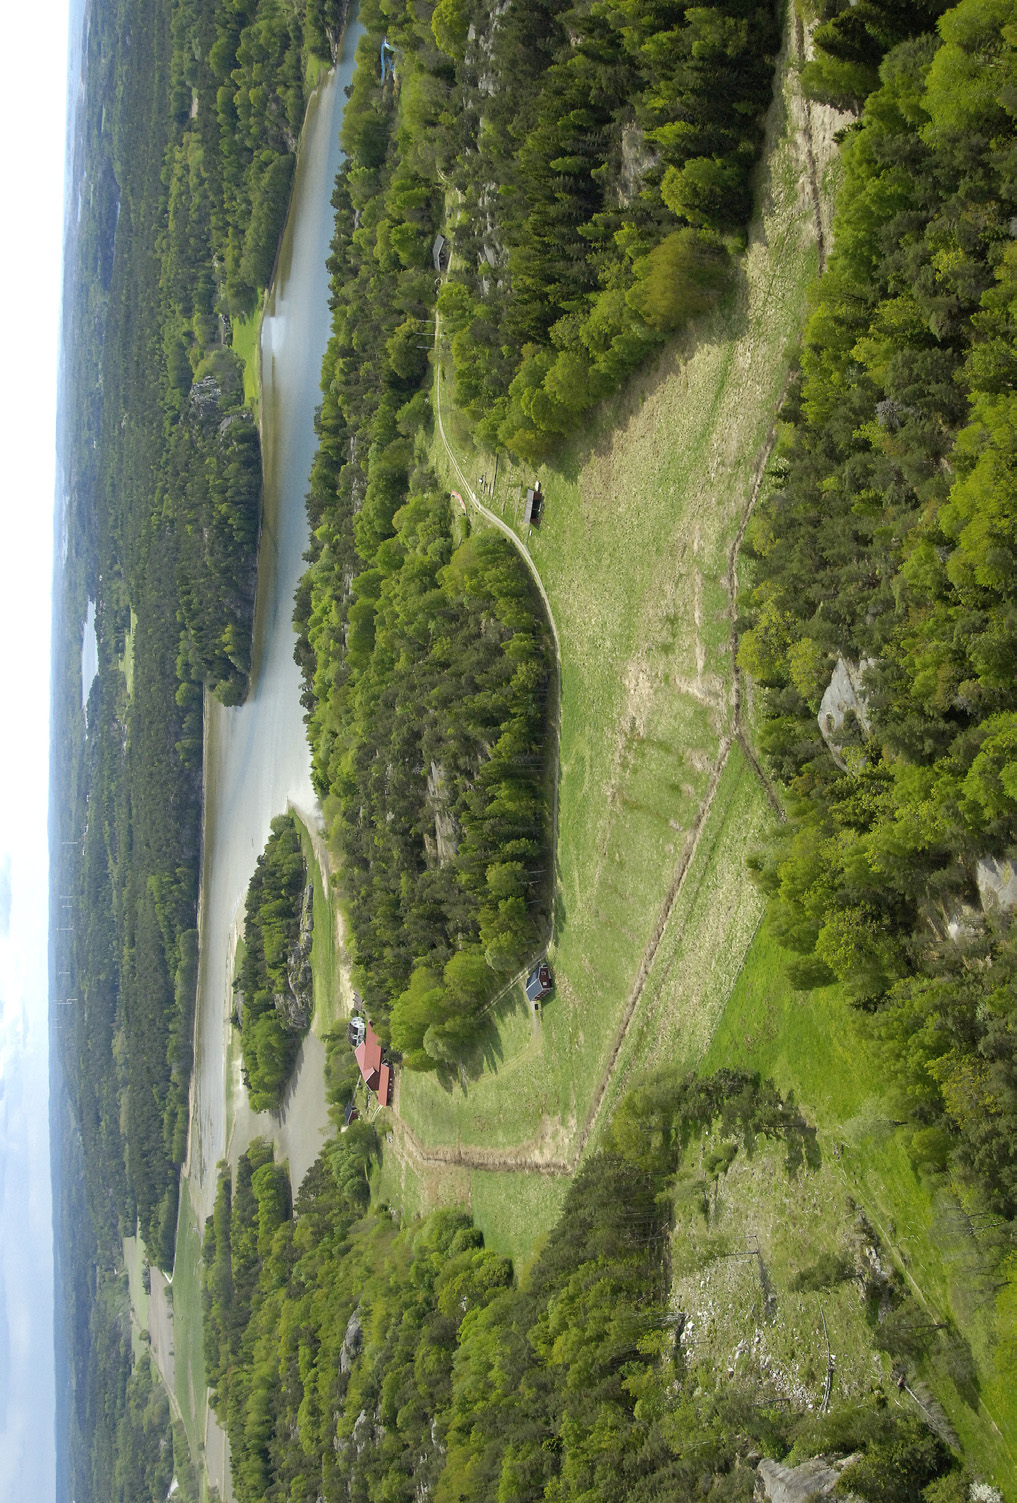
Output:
[393,6,831,1251]
[705,933,1017,1487]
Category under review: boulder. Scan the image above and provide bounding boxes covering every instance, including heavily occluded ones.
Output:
[817,658,874,771]
[339,1310,362,1375]
[935,898,983,944]
[975,855,1017,917]
[755,1454,862,1502]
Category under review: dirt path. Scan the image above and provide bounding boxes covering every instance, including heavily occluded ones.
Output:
[398,384,785,1179]
[394,7,826,1182]
[435,347,564,962]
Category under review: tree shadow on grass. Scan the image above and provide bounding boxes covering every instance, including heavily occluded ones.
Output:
[432,985,534,1096]
[550,255,755,489]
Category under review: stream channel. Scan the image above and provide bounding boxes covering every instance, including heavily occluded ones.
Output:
[174,17,364,1490]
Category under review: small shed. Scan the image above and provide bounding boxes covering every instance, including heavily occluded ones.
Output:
[377,1062,393,1106]
[343,1100,359,1127]
[525,962,553,1003]
[523,482,544,527]
[347,1014,367,1048]
[432,233,450,273]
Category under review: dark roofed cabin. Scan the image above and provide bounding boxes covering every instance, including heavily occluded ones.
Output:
[525,962,553,1003]
[523,481,544,527]
[344,1101,359,1127]
[432,233,450,273]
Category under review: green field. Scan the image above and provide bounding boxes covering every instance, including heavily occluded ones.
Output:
[400,9,826,1253]
[122,1234,150,1359]
[171,1194,207,1467]
[231,299,263,414]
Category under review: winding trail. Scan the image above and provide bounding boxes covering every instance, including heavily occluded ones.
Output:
[436,358,561,666]
[389,7,825,1179]
[398,381,786,1175]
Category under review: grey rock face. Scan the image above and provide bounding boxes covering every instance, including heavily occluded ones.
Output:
[976,855,1017,916]
[817,658,874,770]
[339,1310,362,1375]
[274,878,314,1031]
[755,1454,862,1502]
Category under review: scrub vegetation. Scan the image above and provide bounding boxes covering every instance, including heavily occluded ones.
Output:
[200,1073,974,1503]
[237,814,312,1111]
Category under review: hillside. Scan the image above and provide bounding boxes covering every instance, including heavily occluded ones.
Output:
[53,0,1017,1495]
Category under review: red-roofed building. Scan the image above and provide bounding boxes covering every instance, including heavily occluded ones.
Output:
[355,1024,383,1091]
[351,1016,393,1104]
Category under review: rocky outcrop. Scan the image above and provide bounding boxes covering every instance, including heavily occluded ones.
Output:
[189,373,222,419]
[274,878,313,1031]
[817,658,874,770]
[755,1454,862,1502]
[975,855,1017,917]
[339,1309,362,1375]
[929,897,983,944]
[425,760,460,864]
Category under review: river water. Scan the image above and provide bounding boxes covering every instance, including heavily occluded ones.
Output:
[180,25,364,1495]
[186,21,363,1236]
[81,599,98,708]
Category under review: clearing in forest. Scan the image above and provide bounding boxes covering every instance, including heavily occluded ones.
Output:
[386,9,839,1256]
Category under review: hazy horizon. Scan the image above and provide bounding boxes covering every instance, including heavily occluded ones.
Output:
[0,0,74,1497]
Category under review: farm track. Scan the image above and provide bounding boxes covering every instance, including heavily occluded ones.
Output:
[395,12,822,1179]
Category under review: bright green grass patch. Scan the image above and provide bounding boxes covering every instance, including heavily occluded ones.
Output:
[469,1170,570,1272]
[406,29,826,1251]
[122,1233,150,1359]
[292,812,344,1036]
[704,930,1017,1487]
[397,984,548,1151]
[172,1193,208,1467]
[120,608,135,697]
[231,299,263,413]
[372,1141,471,1227]
[304,51,325,90]
[590,744,771,1147]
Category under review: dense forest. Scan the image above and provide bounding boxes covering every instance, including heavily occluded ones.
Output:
[202,1072,970,1502]
[238,814,313,1109]
[295,5,555,1065]
[740,0,1017,1220]
[68,0,346,1272]
[55,0,344,1499]
[431,0,780,457]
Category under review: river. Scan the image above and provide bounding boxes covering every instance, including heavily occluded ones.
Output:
[178,24,365,1495]
[186,20,363,1241]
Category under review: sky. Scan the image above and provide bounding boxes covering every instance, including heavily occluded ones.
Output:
[0,0,73,1498]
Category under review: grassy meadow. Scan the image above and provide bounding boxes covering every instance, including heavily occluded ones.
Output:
[398,8,826,1251]
[231,299,263,414]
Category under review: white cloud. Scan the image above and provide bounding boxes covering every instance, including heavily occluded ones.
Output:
[0,861,11,940]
